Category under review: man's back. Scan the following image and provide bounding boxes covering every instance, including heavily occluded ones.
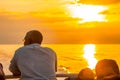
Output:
[10,44,57,80]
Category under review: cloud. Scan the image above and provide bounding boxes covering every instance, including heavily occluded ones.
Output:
[0,0,67,12]
[77,0,120,5]
[0,11,79,44]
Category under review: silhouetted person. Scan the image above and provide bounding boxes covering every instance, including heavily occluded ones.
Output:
[9,30,57,80]
[95,59,120,80]
[0,63,5,80]
[77,68,95,80]
[65,68,94,80]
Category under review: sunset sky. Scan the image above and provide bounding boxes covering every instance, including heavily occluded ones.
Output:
[0,0,120,44]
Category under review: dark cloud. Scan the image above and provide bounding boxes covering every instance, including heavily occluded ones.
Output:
[77,0,120,5]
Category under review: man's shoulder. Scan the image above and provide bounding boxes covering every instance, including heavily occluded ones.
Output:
[43,47,55,53]
[15,46,27,53]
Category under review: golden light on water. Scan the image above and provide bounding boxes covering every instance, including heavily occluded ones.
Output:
[67,4,108,23]
[83,44,97,69]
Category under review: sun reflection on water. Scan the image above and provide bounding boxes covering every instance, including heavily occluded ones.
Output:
[83,44,97,69]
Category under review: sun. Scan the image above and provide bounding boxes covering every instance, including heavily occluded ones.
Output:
[67,4,108,23]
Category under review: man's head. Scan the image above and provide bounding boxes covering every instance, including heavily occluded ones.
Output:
[95,59,119,80]
[78,68,95,80]
[24,30,43,45]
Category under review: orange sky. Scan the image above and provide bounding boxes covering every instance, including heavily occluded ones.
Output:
[0,0,120,44]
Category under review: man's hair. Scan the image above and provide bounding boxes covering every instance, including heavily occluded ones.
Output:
[95,59,119,80]
[24,30,43,45]
[78,68,94,80]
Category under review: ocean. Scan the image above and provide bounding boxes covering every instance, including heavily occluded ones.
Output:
[0,44,120,79]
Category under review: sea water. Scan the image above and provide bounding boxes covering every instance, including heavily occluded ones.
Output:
[0,44,120,79]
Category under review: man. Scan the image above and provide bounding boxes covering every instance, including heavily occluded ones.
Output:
[0,63,5,80]
[9,30,57,80]
[95,59,120,80]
